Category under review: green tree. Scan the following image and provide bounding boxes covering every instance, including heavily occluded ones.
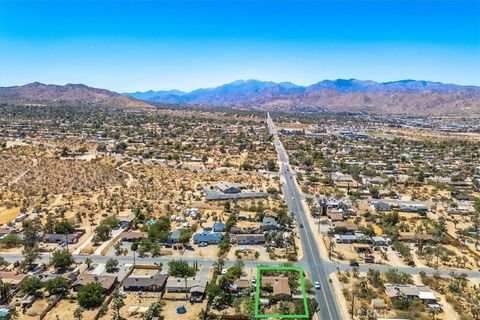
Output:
[111,295,125,320]
[168,260,196,278]
[22,219,42,248]
[45,277,70,295]
[51,249,75,270]
[44,213,56,234]
[74,307,84,320]
[0,280,10,300]
[21,245,40,271]
[0,234,22,248]
[114,142,128,153]
[267,159,277,172]
[105,258,119,273]
[85,257,93,270]
[96,144,107,152]
[144,301,164,320]
[54,220,75,234]
[179,229,192,244]
[21,277,42,295]
[77,282,104,308]
[94,224,112,242]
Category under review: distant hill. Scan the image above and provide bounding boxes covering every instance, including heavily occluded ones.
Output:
[0,82,154,109]
[125,79,480,115]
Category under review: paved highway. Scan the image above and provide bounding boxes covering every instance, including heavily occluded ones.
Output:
[267,113,341,319]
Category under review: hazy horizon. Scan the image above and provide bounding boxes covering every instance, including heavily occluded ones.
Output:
[1,0,479,92]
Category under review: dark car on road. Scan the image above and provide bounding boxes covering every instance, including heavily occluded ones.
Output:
[349,261,359,267]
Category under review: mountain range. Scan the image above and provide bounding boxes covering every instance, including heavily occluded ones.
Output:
[1,79,479,115]
[124,79,480,115]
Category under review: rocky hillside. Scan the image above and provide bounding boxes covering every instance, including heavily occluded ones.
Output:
[0,82,154,109]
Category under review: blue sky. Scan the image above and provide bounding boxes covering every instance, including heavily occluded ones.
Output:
[1,0,479,92]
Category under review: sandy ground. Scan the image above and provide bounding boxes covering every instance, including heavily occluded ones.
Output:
[99,292,163,319]
[0,206,20,224]
[22,297,49,319]
[45,298,98,320]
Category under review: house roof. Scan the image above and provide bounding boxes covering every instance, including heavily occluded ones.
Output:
[384,284,435,300]
[43,232,81,241]
[74,274,117,291]
[119,214,135,223]
[217,182,244,191]
[332,222,358,231]
[234,279,251,289]
[261,276,291,296]
[193,232,223,242]
[371,236,388,242]
[124,274,168,289]
[121,231,147,240]
[418,291,436,300]
[166,277,207,289]
[327,213,344,221]
[398,232,433,241]
[169,229,181,240]
[262,217,278,227]
[0,228,14,236]
[234,234,265,241]
[0,272,27,286]
[212,222,225,230]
